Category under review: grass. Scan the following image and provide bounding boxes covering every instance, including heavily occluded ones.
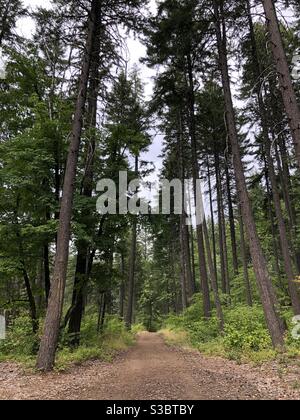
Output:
[55,332,135,371]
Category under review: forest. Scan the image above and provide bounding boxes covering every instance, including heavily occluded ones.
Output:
[1,0,300,401]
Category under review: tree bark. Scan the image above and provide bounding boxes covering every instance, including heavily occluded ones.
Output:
[215,151,229,294]
[125,156,138,329]
[261,0,300,168]
[186,53,211,318]
[36,0,100,371]
[213,0,285,348]
[119,253,125,319]
[43,243,50,305]
[225,163,239,275]
[67,2,102,346]
[247,0,300,313]
[238,204,253,306]
[207,160,218,282]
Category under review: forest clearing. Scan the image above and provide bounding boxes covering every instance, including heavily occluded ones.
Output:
[1,0,300,403]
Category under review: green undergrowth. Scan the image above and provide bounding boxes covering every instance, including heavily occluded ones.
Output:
[160,295,300,365]
[0,313,137,371]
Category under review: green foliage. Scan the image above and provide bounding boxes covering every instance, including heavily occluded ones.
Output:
[0,314,37,359]
[56,316,135,370]
[0,313,134,368]
[223,305,272,352]
[163,300,278,362]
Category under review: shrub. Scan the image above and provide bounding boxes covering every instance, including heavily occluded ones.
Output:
[0,314,37,358]
[223,305,272,352]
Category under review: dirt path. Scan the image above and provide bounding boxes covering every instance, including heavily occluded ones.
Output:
[0,332,300,400]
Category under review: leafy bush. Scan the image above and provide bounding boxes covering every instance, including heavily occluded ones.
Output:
[0,312,135,368]
[223,305,272,352]
[131,323,145,334]
[0,315,37,358]
[162,300,276,362]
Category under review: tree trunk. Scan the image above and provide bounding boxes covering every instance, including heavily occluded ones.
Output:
[67,3,102,345]
[186,53,211,318]
[97,293,106,333]
[261,0,300,168]
[36,0,100,371]
[180,222,188,310]
[275,138,300,273]
[265,139,300,313]
[207,160,218,282]
[215,152,229,294]
[238,204,253,306]
[119,253,125,319]
[225,163,239,275]
[178,112,194,302]
[43,243,50,305]
[247,0,300,313]
[213,0,285,348]
[125,156,138,329]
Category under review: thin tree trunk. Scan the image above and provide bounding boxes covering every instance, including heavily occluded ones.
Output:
[36,0,100,371]
[14,207,39,334]
[207,160,218,282]
[97,293,106,333]
[125,156,138,329]
[21,263,38,334]
[180,222,188,310]
[43,243,50,305]
[238,204,253,306]
[187,53,211,318]
[225,163,239,275]
[178,112,194,301]
[215,152,228,294]
[119,253,125,319]
[264,155,283,285]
